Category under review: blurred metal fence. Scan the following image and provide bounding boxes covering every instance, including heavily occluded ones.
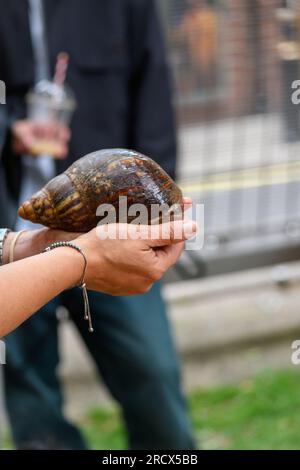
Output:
[159,0,300,281]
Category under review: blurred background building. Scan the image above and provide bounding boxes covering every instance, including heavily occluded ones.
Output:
[165,0,285,118]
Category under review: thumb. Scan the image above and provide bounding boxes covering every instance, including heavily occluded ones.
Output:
[144,220,198,248]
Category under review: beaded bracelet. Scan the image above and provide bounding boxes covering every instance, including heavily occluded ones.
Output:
[44,241,94,333]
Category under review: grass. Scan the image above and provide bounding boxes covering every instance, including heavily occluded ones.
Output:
[81,368,300,450]
[81,407,127,450]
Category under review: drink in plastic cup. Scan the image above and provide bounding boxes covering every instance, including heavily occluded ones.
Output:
[26,79,76,158]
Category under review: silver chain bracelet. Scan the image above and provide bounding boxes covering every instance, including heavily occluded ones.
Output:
[44,241,94,333]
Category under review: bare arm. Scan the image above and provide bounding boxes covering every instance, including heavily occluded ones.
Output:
[0,247,83,336]
[0,219,196,337]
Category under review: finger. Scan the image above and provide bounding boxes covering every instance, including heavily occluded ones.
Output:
[154,241,184,269]
[49,122,62,140]
[182,196,192,205]
[58,125,71,142]
[48,122,71,142]
[145,220,198,247]
[22,134,37,153]
[182,196,193,212]
[54,143,68,159]
[96,221,198,246]
[34,122,50,139]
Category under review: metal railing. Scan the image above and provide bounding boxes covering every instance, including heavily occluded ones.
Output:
[159,0,300,281]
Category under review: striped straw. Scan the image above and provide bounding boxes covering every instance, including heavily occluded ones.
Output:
[53,52,69,87]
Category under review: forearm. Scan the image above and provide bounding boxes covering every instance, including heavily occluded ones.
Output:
[2,228,77,264]
[0,248,82,337]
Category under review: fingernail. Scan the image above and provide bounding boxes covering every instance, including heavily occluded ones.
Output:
[183,221,197,239]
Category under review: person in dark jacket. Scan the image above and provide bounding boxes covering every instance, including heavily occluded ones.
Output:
[0,108,14,229]
[1,0,195,449]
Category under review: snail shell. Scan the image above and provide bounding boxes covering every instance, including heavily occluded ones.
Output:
[18,148,183,232]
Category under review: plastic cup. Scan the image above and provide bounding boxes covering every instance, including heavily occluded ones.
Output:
[26,79,76,158]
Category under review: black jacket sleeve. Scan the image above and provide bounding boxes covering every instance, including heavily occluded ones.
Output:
[0,0,33,202]
[127,0,177,180]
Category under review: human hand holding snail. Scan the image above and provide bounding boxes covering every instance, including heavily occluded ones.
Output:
[74,219,197,295]
[4,196,192,265]
[0,217,197,336]
[0,142,196,336]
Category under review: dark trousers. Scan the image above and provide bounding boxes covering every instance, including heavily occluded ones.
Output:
[4,284,195,449]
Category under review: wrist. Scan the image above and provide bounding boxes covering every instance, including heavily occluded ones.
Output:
[12,230,41,261]
[43,241,94,331]
[44,245,86,289]
[5,228,51,263]
[2,231,14,265]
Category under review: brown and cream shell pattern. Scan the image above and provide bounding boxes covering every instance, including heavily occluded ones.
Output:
[18,148,183,232]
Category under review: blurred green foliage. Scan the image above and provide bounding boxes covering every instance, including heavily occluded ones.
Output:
[81,369,300,450]
[4,368,300,450]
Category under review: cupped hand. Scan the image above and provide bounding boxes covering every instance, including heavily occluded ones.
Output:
[75,219,197,295]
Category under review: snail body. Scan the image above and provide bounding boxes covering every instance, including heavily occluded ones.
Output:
[18,148,183,232]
